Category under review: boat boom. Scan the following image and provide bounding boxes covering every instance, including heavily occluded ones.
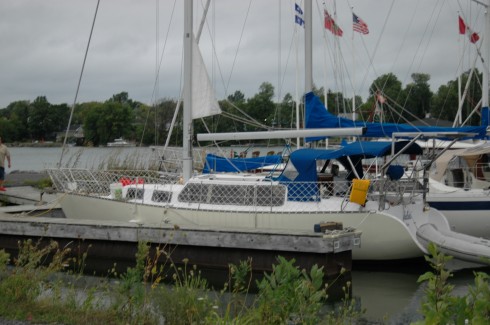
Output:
[197,127,366,141]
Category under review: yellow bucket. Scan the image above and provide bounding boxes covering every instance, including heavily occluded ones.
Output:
[349,179,370,206]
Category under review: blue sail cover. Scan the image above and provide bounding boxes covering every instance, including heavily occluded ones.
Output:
[202,154,282,173]
[277,141,422,201]
[305,92,488,141]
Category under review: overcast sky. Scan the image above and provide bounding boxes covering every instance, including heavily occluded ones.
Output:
[0,0,486,109]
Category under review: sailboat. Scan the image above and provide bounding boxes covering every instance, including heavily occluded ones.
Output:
[410,142,490,239]
[48,0,490,263]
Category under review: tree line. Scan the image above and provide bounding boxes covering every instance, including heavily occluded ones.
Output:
[0,70,483,146]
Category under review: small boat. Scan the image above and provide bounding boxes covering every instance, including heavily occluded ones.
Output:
[423,143,490,239]
[107,138,133,147]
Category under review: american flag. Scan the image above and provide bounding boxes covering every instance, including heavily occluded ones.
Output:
[353,13,369,35]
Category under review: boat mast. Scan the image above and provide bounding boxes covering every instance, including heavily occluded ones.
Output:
[183,0,193,181]
[305,0,313,94]
[304,0,312,148]
[482,0,490,126]
[163,0,210,153]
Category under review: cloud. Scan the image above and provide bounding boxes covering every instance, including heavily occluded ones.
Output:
[0,0,486,110]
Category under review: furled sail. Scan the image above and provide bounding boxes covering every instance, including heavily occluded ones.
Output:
[305,92,488,141]
[191,35,221,119]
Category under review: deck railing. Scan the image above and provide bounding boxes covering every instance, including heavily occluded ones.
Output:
[47,168,426,209]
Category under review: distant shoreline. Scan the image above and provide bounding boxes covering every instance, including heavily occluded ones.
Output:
[7,142,62,148]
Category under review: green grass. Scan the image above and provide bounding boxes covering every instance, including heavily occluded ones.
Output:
[0,240,488,324]
[22,177,53,189]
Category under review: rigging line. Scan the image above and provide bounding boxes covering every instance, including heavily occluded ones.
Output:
[196,0,212,41]
[221,112,268,128]
[223,0,253,97]
[163,48,184,149]
[225,113,275,129]
[321,1,342,107]
[274,3,300,127]
[354,0,395,98]
[381,0,420,96]
[396,0,444,123]
[59,0,101,167]
[194,0,270,130]
[435,78,457,122]
[317,0,356,116]
[279,17,298,101]
[199,119,244,174]
[196,4,228,100]
[332,3,350,115]
[152,0,178,103]
[155,0,160,146]
[277,0,282,104]
[346,0,371,103]
[453,49,482,126]
[140,0,178,146]
[191,0,254,100]
[457,0,484,27]
[382,93,427,128]
[222,100,270,129]
[457,1,486,71]
[320,3,355,114]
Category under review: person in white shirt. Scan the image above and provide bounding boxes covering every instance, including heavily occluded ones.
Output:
[0,137,11,191]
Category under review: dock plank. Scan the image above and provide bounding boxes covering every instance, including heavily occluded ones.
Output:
[0,215,360,254]
[0,186,61,206]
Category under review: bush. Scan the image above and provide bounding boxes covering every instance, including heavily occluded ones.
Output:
[414,242,490,324]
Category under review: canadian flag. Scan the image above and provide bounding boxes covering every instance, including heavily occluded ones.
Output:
[459,16,480,44]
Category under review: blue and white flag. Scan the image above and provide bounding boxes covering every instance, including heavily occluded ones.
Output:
[295,3,304,27]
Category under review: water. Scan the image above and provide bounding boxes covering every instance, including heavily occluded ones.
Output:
[5,146,490,323]
[7,146,157,173]
[7,145,287,173]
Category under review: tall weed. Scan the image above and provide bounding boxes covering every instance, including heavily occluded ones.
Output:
[414,242,490,324]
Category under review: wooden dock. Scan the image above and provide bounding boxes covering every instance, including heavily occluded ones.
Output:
[0,186,63,218]
[0,186,361,292]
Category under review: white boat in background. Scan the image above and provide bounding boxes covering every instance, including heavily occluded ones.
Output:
[107,138,133,147]
[429,143,490,190]
[421,143,490,238]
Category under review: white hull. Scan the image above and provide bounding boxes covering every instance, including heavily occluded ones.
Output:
[426,180,490,239]
[59,190,446,261]
[107,138,133,147]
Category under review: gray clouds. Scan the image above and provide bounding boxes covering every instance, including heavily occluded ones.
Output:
[0,0,485,108]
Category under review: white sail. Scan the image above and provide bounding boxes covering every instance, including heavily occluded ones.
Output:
[191,35,221,119]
